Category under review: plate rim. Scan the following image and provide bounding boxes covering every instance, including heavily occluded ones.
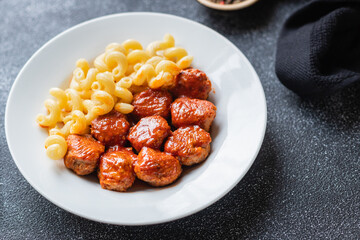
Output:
[5,12,267,225]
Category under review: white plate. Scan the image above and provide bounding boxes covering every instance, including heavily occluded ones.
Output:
[5,12,266,225]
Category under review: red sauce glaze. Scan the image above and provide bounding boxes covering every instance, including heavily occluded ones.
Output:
[171,97,216,132]
[134,147,182,187]
[98,149,136,192]
[127,116,171,152]
[64,134,105,175]
[170,68,212,100]
[164,126,211,166]
[91,110,130,146]
[107,145,138,167]
[132,88,173,120]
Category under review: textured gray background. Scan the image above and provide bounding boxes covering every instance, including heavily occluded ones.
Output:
[1,0,360,239]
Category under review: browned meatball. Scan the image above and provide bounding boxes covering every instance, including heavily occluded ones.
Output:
[98,149,136,192]
[127,116,171,152]
[107,145,138,167]
[134,147,182,187]
[164,126,211,166]
[91,110,130,146]
[64,134,105,175]
[132,88,172,120]
[170,68,212,100]
[171,97,216,132]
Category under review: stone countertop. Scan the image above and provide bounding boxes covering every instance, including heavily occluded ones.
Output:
[1,0,359,239]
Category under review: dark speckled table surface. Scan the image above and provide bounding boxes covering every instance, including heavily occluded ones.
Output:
[1,0,359,239]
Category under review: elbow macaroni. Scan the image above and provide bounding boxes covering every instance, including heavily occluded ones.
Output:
[37,34,193,160]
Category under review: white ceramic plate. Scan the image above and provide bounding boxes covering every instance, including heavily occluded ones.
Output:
[5,12,266,225]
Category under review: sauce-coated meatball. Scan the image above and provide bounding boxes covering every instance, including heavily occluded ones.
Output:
[98,149,136,192]
[107,145,138,167]
[132,88,172,120]
[170,68,212,100]
[164,126,211,166]
[171,97,216,132]
[127,116,171,152]
[91,110,130,146]
[134,147,182,187]
[64,134,105,175]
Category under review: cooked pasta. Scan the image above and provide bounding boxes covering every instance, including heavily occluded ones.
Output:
[44,135,67,160]
[90,90,115,115]
[37,34,193,160]
[122,39,143,53]
[164,47,193,69]
[146,34,175,57]
[115,102,134,114]
[70,110,87,134]
[36,99,61,127]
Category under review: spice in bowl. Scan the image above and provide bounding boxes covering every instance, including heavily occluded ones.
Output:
[209,0,246,4]
[197,0,258,10]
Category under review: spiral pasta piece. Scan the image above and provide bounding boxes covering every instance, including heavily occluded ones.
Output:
[132,64,156,86]
[70,110,87,134]
[117,76,132,89]
[36,99,61,127]
[90,90,115,115]
[83,100,97,125]
[49,88,67,110]
[77,68,97,91]
[44,135,67,160]
[115,102,134,114]
[105,50,128,80]
[146,34,175,56]
[94,53,109,72]
[92,72,116,95]
[163,47,194,69]
[114,86,133,103]
[70,59,90,90]
[49,120,73,138]
[122,39,143,53]
[65,89,83,112]
[105,43,127,55]
[126,50,150,75]
[155,60,181,76]
[146,56,166,68]
[148,72,173,89]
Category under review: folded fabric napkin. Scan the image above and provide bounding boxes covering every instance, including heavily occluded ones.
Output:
[275,0,360,97]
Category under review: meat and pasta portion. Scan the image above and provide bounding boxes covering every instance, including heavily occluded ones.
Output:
[36,34,217,192]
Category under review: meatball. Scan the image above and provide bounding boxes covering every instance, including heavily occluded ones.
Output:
[164,126,211,166]
[132,88,172,120]
[170,68,212,100]
[64,134,105,175]
[171,97,216,132]
[127,116,171,152]
[98,149,136,192]
[107,145,138,167]
[134,147,182,187]
[91,110,130,146]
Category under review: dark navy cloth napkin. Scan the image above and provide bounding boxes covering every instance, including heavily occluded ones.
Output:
[275,0,360,97]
